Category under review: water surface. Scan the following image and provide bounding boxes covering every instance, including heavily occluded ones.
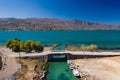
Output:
[46,62,79,80]
[0,30,120,50]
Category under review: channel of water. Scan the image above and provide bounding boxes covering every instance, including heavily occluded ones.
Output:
[46,54,79,80]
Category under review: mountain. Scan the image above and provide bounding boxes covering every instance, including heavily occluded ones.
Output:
[0,18,120,30]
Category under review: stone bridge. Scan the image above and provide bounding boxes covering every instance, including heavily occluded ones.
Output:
[0,48,120,61]
[17,51,120,61]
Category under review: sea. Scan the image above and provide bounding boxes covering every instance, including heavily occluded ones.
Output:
[0,30,120,50]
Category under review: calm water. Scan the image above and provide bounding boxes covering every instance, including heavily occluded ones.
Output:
[0,30,120,50]
[46,62,79,80]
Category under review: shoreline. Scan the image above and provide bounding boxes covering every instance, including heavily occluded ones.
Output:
[0,46,120,80]
[72,56,120,80]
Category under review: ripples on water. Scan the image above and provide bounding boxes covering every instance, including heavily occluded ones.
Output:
[0,30,120,50]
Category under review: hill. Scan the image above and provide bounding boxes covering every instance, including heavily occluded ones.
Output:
[0,18,120,30]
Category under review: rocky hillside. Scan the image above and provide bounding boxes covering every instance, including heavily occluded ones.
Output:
[0,18,120,30]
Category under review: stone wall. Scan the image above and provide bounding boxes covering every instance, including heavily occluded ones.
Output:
[19,53,120,61]
[20,55,48,62]
[69,54,120,59]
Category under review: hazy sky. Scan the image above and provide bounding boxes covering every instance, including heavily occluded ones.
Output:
[0,0,120,24]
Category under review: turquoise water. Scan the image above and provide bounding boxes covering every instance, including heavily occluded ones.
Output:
[0,30,120,50]
[46,62,79,80]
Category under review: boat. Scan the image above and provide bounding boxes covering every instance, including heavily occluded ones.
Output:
[72,69,80,77]
[69,64,75,70]
[67,60,71,65]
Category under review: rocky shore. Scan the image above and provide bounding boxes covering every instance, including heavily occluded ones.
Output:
[0,56,2,70]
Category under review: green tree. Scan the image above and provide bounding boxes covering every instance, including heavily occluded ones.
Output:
[20,42,25,51]
[24,40,33,53]
[6,40,12,48]
[6,39,44,53]
[8,40,21,52]
[34,42,43,52]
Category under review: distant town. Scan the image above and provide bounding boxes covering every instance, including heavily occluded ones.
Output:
[0,18,120,31]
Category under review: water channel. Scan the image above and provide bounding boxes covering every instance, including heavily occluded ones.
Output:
[46,54,79,80]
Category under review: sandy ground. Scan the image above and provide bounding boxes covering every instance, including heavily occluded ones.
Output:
[72,56,120,80]
[0,57,21,80]
[43,46,52,51]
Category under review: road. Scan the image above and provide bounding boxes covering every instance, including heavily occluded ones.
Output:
[0,47,120,58]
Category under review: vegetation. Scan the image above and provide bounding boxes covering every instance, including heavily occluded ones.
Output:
[15,59,47,80]
[6,39,44,53]
[66,44,98,51]
[80,44,98,51]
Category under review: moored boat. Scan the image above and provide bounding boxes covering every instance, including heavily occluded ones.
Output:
[72,69,80,77]
[69,64,75,70]
[67,60,72,65]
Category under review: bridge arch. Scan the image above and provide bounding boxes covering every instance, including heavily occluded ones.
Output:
[48,53,70,62]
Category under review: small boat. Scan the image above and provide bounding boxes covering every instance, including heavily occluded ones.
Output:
[72,69,80,77]
[69,64,75,70]
[67,60,71,65]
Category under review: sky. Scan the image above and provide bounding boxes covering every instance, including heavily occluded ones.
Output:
[0,0,120,24]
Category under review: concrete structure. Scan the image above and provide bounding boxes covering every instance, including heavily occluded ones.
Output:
[0,48,120,61]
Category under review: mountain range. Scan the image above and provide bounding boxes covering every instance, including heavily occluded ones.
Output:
[0,18,120,30]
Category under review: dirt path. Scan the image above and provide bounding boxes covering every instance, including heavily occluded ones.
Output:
[0,56,21,80]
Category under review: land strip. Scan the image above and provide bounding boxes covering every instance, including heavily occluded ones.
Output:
[0,47,120,58]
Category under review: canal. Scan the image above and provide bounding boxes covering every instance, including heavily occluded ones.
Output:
[46,54,79,80]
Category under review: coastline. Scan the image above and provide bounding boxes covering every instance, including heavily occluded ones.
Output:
[72,56,120,80]
[0,46,120,80]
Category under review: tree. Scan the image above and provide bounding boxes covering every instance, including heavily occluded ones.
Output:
[24,40,33,53]
[34,42,43,52]
[6,39,44,53]
[20,42,25,51]
[8,39,21,52]
[6,40,12,48]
